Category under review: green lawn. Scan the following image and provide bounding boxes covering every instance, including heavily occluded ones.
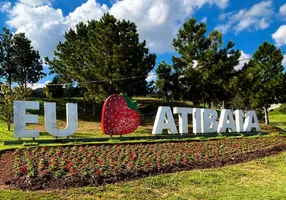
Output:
[269,109,286,130]
[0,151,285,199]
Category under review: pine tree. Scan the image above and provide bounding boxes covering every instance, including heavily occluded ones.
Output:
[172,18,240,107]
[0,28,45,88]
[47,13,156,103]
[0,28,16,86]
[242,42,285,124]
[155,61,173,101]
[12,33,45,88]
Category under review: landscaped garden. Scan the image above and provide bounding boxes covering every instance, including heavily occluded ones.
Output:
[0,10,286,199]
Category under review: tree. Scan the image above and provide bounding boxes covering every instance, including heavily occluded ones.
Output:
[0,84,31,130]
[0,28,45,88]
[12,33,45,88]
[155,61,173,101]
[241,42,285,124]
[0,28,16,86]
[47,13,156,104]
[172,18,241,107]
[44,75,64,98]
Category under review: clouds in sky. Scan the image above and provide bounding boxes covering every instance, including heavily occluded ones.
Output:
[234,51,251,70]
[2,0,229,58]
[272,25,286,47]
[216,1,273,33]
[1,0,286,68]
[0,2,11,12]
[280,3,286,18]
[283,55,286,66]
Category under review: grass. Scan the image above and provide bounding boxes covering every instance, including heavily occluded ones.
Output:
[0,151,285,199]
[269,109,286,130]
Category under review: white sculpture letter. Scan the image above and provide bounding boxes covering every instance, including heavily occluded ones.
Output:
[152,106,178,134]
[173,107,192,134]
[234,110,244,133]
[201,109,218,133]
[44,102,78,137]
[14,101,39,138]
[193,108,202,134]
[217,109,236,132]
[243,110,261,132]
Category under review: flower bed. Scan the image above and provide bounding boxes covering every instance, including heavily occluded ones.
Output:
[11,136,286,190]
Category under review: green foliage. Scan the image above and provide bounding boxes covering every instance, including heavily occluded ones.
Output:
[0,84,32,130]
[31,88,45,98]
[47,13,156,102]
[155,61,173,101]
[0,28,15,85]
[171,18,241,106]
[44,76,64,98]
[278,104,286,114]
[0,28,45,86]
[12,33,45,87]
[240,42,285,124]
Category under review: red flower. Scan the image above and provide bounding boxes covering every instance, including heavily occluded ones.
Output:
[20,166,27,174]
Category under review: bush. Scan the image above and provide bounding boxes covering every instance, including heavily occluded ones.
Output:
[278,104,286,114]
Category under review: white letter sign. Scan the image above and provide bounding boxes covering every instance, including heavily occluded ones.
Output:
[243,110,261,132]
[202,109,218,133]
[173,107,192,134]
[217,109,236,132]
[44,102,78,137]
[14,101,39,138]
[152,106,178,134]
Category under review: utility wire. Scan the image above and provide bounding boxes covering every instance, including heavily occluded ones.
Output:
[42,50,286,87]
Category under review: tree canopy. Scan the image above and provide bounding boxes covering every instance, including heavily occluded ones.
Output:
[47,13,156,102]
[0,28,44,87]
[240,42,285,124]
[156,18,241,107]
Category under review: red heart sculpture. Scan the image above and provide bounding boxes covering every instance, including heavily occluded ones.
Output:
[101,94,141,135]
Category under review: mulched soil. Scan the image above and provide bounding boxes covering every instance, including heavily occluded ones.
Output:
[0,151,15,189]
[1,144,285,191]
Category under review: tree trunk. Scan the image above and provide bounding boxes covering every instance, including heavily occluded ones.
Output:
[7,120,11,131]
[83,98,86,116]
[69,87,71,103]
[92,98,96,116]
[264,107,269,125]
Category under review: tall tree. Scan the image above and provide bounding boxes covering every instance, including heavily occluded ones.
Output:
[172,18,241,107]
[12,33,45,88]
[0,28,45,88]
[155,61,173,101]
[241,42,285,124]
[0,28,16,86]
[47,13,156,103]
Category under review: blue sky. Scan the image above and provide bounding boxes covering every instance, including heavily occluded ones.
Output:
[0,0,286,88]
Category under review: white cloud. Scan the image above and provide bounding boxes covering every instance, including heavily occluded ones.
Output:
[19,0,51,6]
[146,71,157,82]
[283,55,286,67]
[280,3,286,17]
[234,51,251,70]
[213,0,228,9]
[7,3,68,58]
[66,0,108,28]
[110,0,228,53]
[272,25,286,46]
[0,2,11,12]
[5,0,229,58]
[216,1,273,33]
[27,81,51,89]
[200,17,207,23]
